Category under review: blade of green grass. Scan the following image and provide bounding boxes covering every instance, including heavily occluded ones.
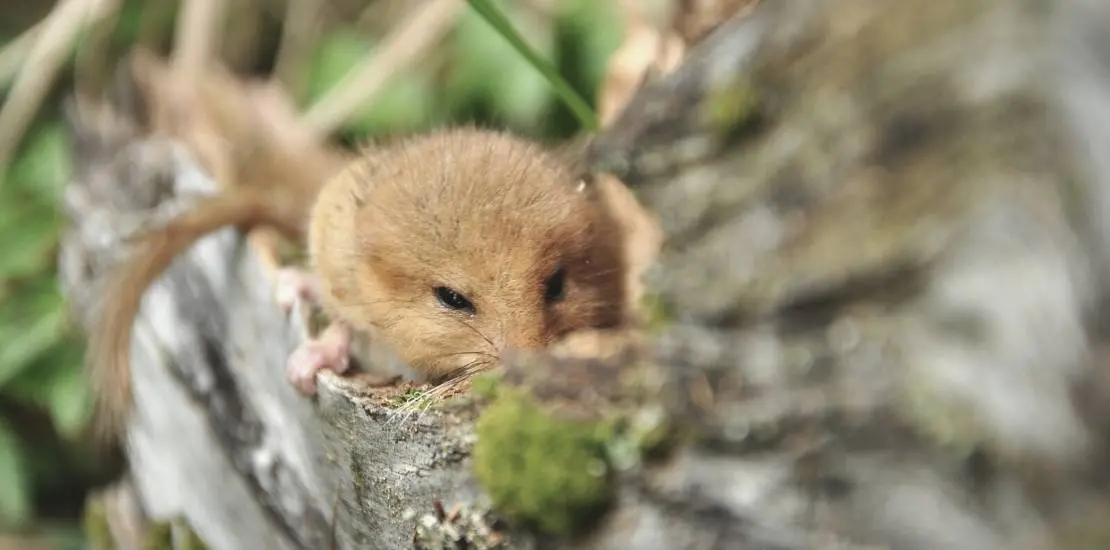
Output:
[465,0,598,131]
[0,418,30,526]
[0,283,68,389]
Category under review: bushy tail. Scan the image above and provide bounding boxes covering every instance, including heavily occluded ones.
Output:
[86,189,307,442]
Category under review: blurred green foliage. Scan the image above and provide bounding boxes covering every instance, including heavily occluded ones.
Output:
[465,0,599,130]
[0,0,622,539]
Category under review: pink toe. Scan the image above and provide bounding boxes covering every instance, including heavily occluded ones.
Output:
[286,347,321,395]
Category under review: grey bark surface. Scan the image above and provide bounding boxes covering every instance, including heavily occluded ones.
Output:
[57,0,1110,549]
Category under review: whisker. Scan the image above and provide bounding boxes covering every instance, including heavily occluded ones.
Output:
[437,358,488,382]
[456,317,497,350]
[430,349,499,362]
[391,357,493,419]
[576,266,623,280]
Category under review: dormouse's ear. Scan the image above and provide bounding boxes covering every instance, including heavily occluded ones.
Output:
[592,170,664,317]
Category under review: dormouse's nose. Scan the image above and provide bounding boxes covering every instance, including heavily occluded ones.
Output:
[497,320,549,354]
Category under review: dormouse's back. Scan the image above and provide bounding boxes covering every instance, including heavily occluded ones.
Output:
[350,128,602,281]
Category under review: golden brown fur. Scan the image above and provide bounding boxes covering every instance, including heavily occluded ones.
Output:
[310,127,629,380]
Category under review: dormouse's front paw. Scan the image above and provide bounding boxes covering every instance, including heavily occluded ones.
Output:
[285,322,352,395]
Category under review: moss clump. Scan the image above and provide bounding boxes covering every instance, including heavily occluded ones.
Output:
[389,386,427,407]
[179,524,209,550]
[142,522,173,550]
[472,387,615,535]
[703,77,760,136]
[141,520,208,550]
[627,407,675,458]
[898,377,982,459]
[639,292,670,333]
[470,372,504,400]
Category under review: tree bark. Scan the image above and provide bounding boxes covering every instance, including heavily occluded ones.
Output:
[59,0,1110,549]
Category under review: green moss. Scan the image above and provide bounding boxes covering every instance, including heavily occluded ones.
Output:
[602,410,675,472]
[179,524,209,550]
[389,387,427,408]
[627,407,675,457]
[703,78,760,136]
[639,292,670,333]
[470,372,503,400]
[81,498,113,550]
[140,520,208,550]
[898,379,981,458]
[142,522,173,550]
[472,388,615,535]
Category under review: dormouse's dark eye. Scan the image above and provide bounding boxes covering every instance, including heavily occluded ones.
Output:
[544,266,567,304]
[435,286,475,313]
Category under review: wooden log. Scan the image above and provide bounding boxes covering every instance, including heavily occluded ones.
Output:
[58,0,1110,549]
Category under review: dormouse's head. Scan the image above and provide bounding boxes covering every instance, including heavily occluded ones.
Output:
[329,128,627,380]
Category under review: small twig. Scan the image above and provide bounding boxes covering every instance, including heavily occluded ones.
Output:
[272,0,326,99]
[597,0,686,128]
[75,0,125,96]
[301,0,465,137]
[0,0,119,187]
[172,0,227,83]
[355,0,412,30]
[0,19,47,91]
[220,0,265,72]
